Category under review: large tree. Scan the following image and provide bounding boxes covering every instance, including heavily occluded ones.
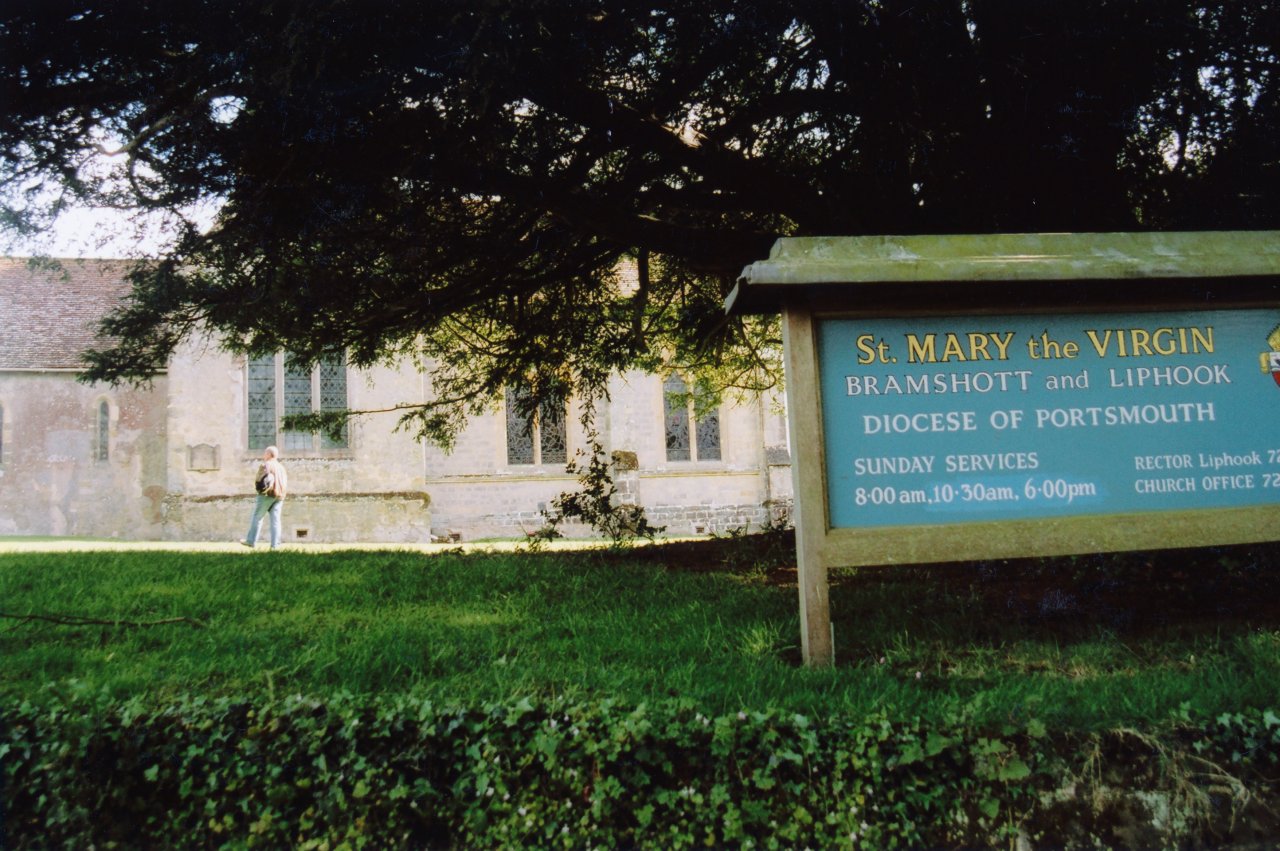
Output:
[2,1,1278,442]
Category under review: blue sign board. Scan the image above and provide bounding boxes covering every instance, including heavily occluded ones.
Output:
[819,308,1280,528]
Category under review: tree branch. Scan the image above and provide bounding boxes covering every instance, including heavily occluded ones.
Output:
[512,75,832,230]
[1,611,208,629]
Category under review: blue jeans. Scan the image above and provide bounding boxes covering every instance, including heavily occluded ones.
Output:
[246,494,283,548]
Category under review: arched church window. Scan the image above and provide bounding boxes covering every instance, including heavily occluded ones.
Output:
[96,400,110,462]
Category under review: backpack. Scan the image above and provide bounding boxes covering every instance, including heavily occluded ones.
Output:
[255,466,275,495]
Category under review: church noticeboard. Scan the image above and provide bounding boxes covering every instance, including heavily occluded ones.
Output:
[821,309,1280,528]
[728,231,1280,666]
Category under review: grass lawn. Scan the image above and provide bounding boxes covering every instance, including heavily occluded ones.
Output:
[2,534,1278,730]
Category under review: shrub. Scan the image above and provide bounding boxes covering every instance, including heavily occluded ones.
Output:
[534,438,663,547]
[4,694,1276,849]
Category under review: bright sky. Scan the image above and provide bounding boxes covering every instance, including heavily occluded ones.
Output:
[1,205,212,259]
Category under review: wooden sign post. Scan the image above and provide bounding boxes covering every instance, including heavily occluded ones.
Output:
[728,232,1280,667]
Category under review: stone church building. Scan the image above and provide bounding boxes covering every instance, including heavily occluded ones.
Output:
[0,258,792,543]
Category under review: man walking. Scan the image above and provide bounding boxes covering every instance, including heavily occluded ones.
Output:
[242,445,288,549]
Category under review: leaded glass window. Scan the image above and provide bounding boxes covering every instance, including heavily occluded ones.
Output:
[505,387,536,465]
[319,354,349,449]
[538,397,567,464]
[246,352,349,453]
[663,375,692,461]
[247,355,277,451]
[282,356,313,452]
[664,375,721,462]
[505,387,568,466]
[694,398,721,461]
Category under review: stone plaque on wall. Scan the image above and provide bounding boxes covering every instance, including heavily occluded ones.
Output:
[188,443,220,471]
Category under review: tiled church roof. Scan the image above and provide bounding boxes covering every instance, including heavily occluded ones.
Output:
[0,255,642,370]
[0,257,137,370]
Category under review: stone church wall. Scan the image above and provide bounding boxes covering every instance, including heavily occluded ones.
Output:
[0,371,168,538]
[2,334,792,544]
[160,335,434,543]
[423,371,793,540]
[164,492,432,544]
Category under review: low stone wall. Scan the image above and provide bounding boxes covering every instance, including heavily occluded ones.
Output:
[642,502,777,536]
[455,500,793,541]
[164,489,790,544]
[163,492,433,544]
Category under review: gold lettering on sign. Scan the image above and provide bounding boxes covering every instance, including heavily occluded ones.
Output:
[905,332,1015,364]
[1084,327,1214,358]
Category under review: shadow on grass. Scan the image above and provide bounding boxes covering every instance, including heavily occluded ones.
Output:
[609,532,1280,667]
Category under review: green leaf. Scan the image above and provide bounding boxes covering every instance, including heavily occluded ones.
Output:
[897,740,924,766]
[925,731,954,757]
[997,757,1031,782]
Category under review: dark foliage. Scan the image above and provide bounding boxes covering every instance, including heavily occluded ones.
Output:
[2,2,1278,441]
[5,692,1279,848]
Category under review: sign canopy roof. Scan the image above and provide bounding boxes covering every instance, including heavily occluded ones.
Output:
[728,231,1280,314]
